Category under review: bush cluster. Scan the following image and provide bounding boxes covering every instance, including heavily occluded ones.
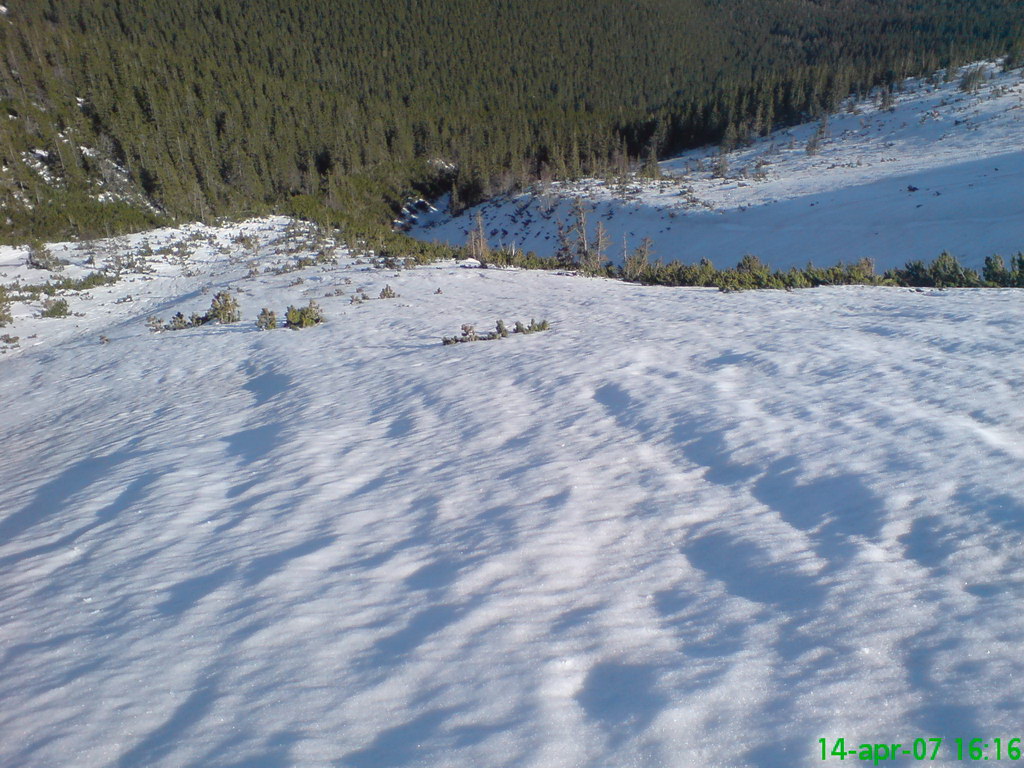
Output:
[616,250,1024,291]
[284,300,324,329]
[453,202,1019,292]
[147,291,241,331]
[40,298,71,318]
[442,318,549,345]
[0,287,13,327]
[27,243,68,272]
[267,248,338,275]
[980,253,1024,287]
[256,308,278,330]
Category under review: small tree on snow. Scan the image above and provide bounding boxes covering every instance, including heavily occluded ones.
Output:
[581,220,609,276]
[623,237,653,282]
[466,212,490,262]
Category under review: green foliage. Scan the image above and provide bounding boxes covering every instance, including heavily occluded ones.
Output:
[1,190,167,245]
[378,284,398,299]
[27,242,66,271]
[206,292,241,324]
[983,254,1010,285]
[147,290,240,331]
[888,252,980,288]
[55,272,119,292]
[515,318,550,334]
[13,271,118,301]
[443,318,549,345]
[166,312,190,330]
[2,0,1021,240]
[612,247,1000,291]
[623,238,654,282]
[929,251,981,287]
[256,308,278,330]
[40,297,71,317]
[981,253,1024,286]
[477,245,561,271]
[0,287,12,327]
[285,300,324,329]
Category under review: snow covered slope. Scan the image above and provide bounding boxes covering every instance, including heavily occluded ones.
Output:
[409,62,1024,272]
[2,217,1023,767]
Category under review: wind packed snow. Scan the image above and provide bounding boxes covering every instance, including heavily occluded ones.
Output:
[1,212,1023,767]
[410,62,1024,272]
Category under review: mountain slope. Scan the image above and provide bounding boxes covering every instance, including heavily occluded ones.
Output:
[409,62,1024,271]
[3,0,1023,239]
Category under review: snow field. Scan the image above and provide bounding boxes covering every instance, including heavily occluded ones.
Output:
[2,216,1023,766]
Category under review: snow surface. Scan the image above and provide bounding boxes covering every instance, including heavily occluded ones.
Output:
[2,215,1024,767]
[409,63,1024,272]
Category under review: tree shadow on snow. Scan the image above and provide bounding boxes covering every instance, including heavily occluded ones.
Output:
[575,660,668,747]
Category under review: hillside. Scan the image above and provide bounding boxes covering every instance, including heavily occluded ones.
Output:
[2,0,1023,240]
[409,62,1024,272]
[2,217,1024,766]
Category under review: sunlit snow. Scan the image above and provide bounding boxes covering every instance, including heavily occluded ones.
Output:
[2,64,1024,768]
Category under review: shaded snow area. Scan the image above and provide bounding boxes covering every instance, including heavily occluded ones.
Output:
[2,216,1024,766]
[410,62,1024,272]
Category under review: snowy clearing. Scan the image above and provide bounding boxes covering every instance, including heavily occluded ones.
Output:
[409,62,1024,272]
[1,216,1023,767]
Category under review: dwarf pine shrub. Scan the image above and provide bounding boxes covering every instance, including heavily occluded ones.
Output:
[256,308,278,330]
[379,284,398,299]
[40,297,70,317]
[0,287,11,327]
[146,291,242,331]
[166,312,190,330]
[443,319,549,344]
[513,318,550,334]
[27,242,66,271]
[207,291,241,323]
[982,253,1024,287]
[285,300,323,329]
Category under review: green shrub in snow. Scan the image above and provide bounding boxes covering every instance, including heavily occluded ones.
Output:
[443,318,548,344]
[27,242,66,272]
[146,291,242,331]
[285,300,323,329]
[0,287,11,327]
[40,297,70,317]
[256,308,278,330]
[206,291,241,324]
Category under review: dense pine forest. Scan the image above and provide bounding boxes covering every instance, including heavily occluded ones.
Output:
[1,0,1022,242]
